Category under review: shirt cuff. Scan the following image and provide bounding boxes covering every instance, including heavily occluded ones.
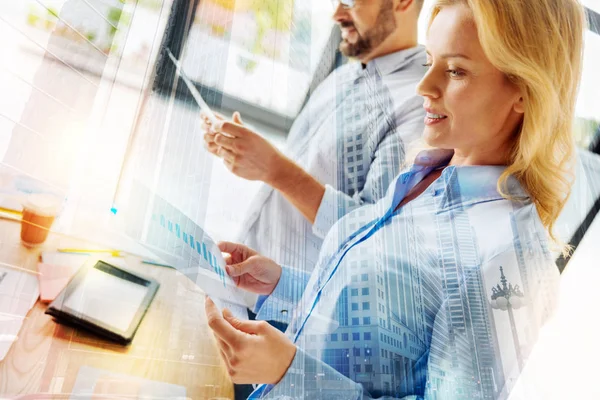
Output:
[254,265,309,323]
[313,184,357,239]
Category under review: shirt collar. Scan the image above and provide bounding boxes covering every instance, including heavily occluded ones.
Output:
[364,45,426,77]
[387,148,529,212]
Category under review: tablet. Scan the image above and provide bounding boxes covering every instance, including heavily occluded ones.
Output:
[46,260,159,345]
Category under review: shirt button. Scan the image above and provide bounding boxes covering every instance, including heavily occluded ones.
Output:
[281,310,288,315]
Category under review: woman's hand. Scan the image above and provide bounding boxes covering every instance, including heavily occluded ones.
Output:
[205,297,297,384]
[218,241,282,295]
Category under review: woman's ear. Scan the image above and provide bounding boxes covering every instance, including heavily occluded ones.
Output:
[397,0,415,12]
[513,96,525,114]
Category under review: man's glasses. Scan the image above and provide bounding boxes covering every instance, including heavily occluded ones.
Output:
[331,0,355,9]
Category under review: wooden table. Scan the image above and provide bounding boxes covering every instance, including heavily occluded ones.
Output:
[0,217,234,399]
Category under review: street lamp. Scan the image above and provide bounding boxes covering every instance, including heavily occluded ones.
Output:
[490,266,525,371]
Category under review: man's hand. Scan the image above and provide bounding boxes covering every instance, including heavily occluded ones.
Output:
[205,297,297,384]
[218,241,282,295]
[202,111,326,225]
[203,112,287,184]
[200,111,227,155]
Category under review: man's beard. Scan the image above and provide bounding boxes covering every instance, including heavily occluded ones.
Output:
[339,0,396,58]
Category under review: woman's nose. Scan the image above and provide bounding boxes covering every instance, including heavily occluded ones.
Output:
[417,68,441,100]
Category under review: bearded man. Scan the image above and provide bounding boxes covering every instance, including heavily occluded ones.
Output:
[204,0,427,275]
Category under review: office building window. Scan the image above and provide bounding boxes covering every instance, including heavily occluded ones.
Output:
[363,317,371,325]
[365,364,373,373]
[351,288,359,296]
[362,302,370,310]
[331,334,338,342]
[354,347,361,356]
[361,273,369,281]
[351,275,358,282]
[354,364,361,373]
[362,287,369,295]
[352,303,359,311]
[353,332,360,341]
[352,317,359,326]
[323,348,350,378]
[364,347,372,356]
[364,332,372,340]
[342,333,349,341]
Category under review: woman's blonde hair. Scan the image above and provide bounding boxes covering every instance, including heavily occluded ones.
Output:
[427,0,586,248]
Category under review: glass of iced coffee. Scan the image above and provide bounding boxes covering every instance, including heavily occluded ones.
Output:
[20,194,61,247]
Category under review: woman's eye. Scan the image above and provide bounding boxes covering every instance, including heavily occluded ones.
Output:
[422,63,432,68]
[447,69,465,78]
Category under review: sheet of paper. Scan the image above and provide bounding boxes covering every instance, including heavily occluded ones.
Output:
[121,180,248,320]
[0,264,39,361]
[166,49,218,125]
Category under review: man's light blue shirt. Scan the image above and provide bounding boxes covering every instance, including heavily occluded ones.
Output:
[251,149,560,399]
[238,47,427,274]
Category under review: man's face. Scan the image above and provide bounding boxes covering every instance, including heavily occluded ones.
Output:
[333,0,397,59]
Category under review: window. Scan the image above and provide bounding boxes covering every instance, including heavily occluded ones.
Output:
[363,317,371,325]
[342,333,349,341]
[351,275,358,282]
[352,303,359,311]
[365,364,373,373]
[184,0,336,120]
[361,273,369,282]
[364,347,372,356]
[352,317,360,326]
[362,287,369,295]
[323,349,351,378]
[353,332,360,341]
[574,7,600,147]
[354,364,361,373]
[354,347,361,357]
[351,288,359,296]
[362,302,370,311]
[364,332,372,340]
[331,334,338,342]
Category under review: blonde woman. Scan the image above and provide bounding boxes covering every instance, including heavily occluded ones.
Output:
[205,0,585,398]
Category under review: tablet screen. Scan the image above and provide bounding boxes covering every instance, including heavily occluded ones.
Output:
[63,266,149,332]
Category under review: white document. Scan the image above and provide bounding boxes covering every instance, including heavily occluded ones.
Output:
[167,49,218,125]
[0,265,39,361]
[122,181,249,320]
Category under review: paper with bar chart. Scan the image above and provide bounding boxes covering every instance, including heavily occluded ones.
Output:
[120,180,248,320]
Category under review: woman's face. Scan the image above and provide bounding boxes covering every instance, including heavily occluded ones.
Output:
[417,3,524,165]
